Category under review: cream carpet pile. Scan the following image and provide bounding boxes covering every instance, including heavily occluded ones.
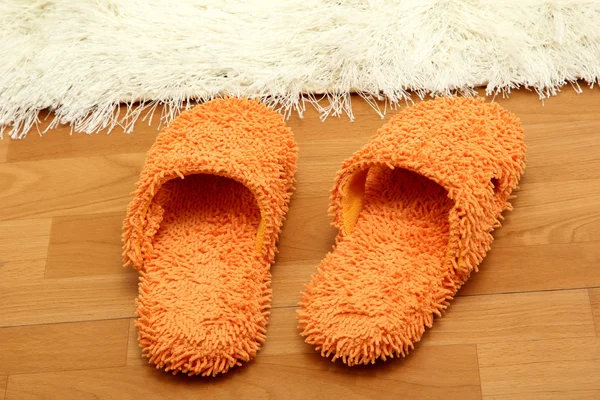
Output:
[1,0,599,138]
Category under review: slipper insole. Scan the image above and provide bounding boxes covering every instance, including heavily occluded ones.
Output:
[308,166,455,351]
[137,174,266,371]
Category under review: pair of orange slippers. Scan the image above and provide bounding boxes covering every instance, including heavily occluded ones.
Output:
[122,97,526,376]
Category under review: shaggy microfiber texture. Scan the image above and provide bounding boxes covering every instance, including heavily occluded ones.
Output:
[122,98,298,376]
[1,0,600,138]
[298,97,526,366]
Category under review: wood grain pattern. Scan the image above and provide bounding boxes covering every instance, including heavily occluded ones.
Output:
[0,375,6,400]
[271,261,317,308]
[46,212,130,278]
[0,153,144,221]
[424,289,596,345]
[0,276,136,327]
[252,308,314,357]
[0,219,51,282]
[7,345,482,400]
[478,337,600,400]
[462,242,600,295]
[126,319,145,366]
[0,86,599,398]
[0,139,7,163]
[0,319,129,375]
[276,196,337,263]
[491,178,600,248]
[520,124,600,184]
[5,117,157,163]
[591,288,600,336]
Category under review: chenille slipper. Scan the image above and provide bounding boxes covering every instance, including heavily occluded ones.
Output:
[298,97,526,365]
[122,98,298,376]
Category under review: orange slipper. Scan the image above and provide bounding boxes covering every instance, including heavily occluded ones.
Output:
[298,97,526,366]
[122,98,298,376]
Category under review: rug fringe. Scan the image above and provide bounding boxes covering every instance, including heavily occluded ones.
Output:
[0,79,595,139]
[1,0,599,139]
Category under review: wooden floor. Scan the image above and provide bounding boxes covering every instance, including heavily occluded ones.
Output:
[0,88,599,399]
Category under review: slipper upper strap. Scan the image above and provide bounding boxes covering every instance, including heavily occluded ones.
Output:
[329,98,526,277]
[122,99,298,271]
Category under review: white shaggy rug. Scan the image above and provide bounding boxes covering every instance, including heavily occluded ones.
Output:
[1,0,600,138]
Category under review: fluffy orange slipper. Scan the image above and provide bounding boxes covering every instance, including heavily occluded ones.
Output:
[122,98,298,376]
[298,97,526,366]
